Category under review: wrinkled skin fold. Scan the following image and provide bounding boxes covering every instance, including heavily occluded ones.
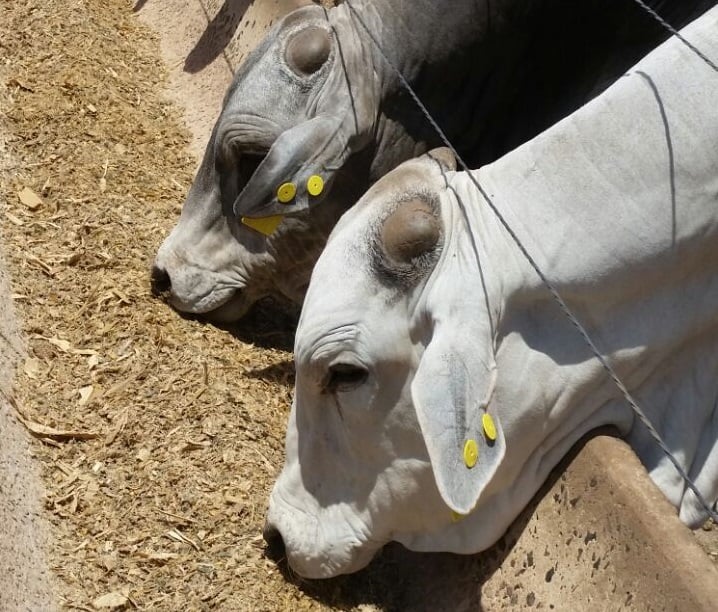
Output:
[266,9,718,578]
[152,0,714,322]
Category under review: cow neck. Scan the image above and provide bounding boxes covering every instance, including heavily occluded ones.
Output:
[330,0,531,167]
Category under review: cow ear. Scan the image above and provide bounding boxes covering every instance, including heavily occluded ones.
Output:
[412,324,505,514]
[425,147,457,172]
[233,115,349,219]
[411,258,505,514]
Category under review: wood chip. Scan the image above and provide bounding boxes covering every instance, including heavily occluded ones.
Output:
[165,528,200,551]
[17,186,43,209]
[92,591,128,609]
[5,211,24,225]
[104,408,128,446]
[32,335,73,352]
[13,402,100,441]
[136,550,179,564]
[23,357,42,379]
[77,385,95,406]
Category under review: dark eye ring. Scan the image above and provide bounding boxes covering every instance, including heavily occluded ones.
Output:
[323,363,368,393]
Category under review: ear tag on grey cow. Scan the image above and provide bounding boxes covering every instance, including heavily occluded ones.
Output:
[240,215,285,236]
[240,174,326,236]
[232,116,341,219]
[276,182,297,203]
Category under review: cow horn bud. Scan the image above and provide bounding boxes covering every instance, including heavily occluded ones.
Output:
[285,26,331,76]
[381,199,440,263]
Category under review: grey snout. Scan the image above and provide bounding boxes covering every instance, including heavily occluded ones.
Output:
[262,521,286,562]
[150,264,172,298]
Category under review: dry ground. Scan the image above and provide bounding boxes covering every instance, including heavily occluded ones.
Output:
[1,0,444,609]
[1,0,303,608]
[0,0,716,610]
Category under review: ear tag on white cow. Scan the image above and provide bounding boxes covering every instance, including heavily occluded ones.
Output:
[241,215,284,236]
[413,325,505,514]
[482,413,497,442]
[276,182,297,204]
[450,510,466,523]
[306,174,324,197]
[463,438,479,469]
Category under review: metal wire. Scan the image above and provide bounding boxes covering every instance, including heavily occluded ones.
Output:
[344,0,718,522]
[631,0,718,73]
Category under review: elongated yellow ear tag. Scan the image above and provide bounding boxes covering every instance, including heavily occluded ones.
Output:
[241,215,284,236]
[450,510,466,523]
[463,438,479,469]
[482,413,497,442]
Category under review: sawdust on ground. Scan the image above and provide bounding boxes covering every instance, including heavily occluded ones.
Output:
[0,0,716,610]
[0,0,432,609]
[2,0,300,609]
[1,34,57,609]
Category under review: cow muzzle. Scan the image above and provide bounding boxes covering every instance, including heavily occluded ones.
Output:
[264,492,383,579]
[150,247,251,320]
[150,264,172,299]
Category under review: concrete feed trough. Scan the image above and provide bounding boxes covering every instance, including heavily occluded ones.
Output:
[0,0,716,609]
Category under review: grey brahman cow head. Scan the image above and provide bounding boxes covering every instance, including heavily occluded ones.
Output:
[264,148,528,578]
[152,4,379,321]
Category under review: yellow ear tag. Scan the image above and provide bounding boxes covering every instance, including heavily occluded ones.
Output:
[463,438,479,469]
[482,413,497,442]
[241,215,284,236]
[277,182,296,203]
[450,510,466,523]
[307,174,324,197]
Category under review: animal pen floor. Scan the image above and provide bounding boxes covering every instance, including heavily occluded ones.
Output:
[0,0,717,610]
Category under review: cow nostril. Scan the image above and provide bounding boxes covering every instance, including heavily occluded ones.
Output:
[150,265,172,297]
[263,522,286,561]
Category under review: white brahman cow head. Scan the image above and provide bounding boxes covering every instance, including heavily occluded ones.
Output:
[264,148,522,578]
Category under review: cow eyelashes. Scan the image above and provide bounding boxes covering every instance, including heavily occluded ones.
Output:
[322,363,368,394]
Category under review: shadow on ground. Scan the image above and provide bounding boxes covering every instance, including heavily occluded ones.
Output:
[219,297,299,352]
[184,0,252,72]
[133,0,251,73]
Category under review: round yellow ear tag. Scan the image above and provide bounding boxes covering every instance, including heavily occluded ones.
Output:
[463,438,479,469]
[307,174,324,197]
[277,182,296,203]
[482,413,497,442]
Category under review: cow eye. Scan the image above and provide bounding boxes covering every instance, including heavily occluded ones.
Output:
[323,363,368,393]
[237,151,266,185]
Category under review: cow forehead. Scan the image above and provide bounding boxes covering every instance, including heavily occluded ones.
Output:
[296,162,449,359]
[221,11,335,115]
[297,243,377,353]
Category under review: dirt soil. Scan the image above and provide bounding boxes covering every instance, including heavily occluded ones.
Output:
[0,0,716,610]
[0,257,56,609]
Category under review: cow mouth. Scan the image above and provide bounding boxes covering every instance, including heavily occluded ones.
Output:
[161,284,246,319]
[200,288,255,323]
